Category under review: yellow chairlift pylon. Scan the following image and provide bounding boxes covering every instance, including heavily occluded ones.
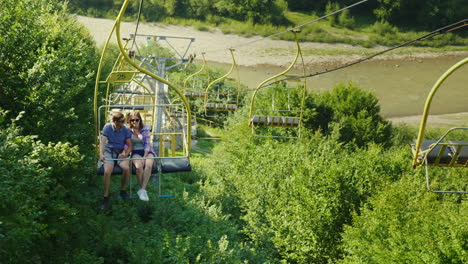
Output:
[203,48,241,115]
[411,57,468,194]
[248,29,307,139]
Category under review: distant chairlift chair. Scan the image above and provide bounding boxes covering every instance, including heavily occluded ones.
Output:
[249,29,307,139]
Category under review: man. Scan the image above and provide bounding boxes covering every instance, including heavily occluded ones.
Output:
[99,111,133,211]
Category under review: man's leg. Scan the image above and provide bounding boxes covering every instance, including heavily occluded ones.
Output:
[119,160,131,199]
[101,162,114,211]
[103,163,114,197]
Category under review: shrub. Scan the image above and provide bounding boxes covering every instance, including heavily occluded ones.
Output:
[311,82,392,148]
[340,173,468,264]
[0,0,97,145]
[371,21,398,36]
[0,112,91,263]
[197,124,410,263]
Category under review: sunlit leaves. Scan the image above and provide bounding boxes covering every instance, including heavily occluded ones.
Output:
[0,0,97,145]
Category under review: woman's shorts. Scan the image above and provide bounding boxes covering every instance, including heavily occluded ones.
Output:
[132,149,156,157]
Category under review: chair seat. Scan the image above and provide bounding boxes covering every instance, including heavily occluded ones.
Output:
[160,157,192,173]
[97,160,158,175]
[412,140,453,165]
[185,92,206,98]
[448,141,468,165]
[250,115,300,128]
[205,103,237,111]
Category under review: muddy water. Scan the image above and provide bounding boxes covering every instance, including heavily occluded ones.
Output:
[208,54,468,118]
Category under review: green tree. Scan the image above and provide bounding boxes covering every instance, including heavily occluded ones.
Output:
[0,0,97,145]
[374,0,468,28]
[215,0,288,25]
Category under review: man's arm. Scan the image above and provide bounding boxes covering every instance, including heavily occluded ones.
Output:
[121,137,133,158]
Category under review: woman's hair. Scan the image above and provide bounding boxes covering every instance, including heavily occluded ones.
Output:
[127,111,144,130]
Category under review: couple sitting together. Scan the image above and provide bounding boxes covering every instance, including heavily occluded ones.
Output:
[99,111,156,211]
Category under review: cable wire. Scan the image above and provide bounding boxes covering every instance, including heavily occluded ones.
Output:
[130,0,144,51]
[206,0,368,53]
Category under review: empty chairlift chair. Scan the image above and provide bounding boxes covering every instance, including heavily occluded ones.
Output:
[249,29,307,138]
[203,48,240,116]
[184,52,209,99]
[411,57,468,194]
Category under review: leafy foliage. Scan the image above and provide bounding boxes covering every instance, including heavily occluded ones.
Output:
[0,111,96,263]
[197,120,411,263]
[0,0,97,145]
[340,174,468,264]
[2,2,467,263]
[68,0,468,31]
[311,82,393,148]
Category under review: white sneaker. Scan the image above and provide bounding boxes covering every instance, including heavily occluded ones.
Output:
[137,189,149,201]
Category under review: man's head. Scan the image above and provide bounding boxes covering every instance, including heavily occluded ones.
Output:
[112,112,125,128]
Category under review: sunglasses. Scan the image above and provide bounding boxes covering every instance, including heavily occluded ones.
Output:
[130,119,140,122]
[116,119,125,123]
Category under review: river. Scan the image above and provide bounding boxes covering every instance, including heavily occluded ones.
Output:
[208,54,468,118]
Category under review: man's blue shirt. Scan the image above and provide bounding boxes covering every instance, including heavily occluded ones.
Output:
[102,123,132,149]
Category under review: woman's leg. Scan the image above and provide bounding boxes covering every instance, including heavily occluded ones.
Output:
[132,154,144,187]
[141,153,154,190]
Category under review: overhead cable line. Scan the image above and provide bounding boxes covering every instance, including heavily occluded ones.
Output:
[206,0,368,53]
[263,18,468,88]
[130,0,144,50]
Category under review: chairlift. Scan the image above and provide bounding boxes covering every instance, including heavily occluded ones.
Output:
[411,57,468,194]
[248,29,307,139]
[94,0,193,198]
[184,52,209,99]
[203,48,241,116]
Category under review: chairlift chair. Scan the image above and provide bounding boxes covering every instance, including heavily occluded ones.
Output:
[184,52,209,99]
[249,29,307,139]
[94,0,193,197]
[411,57,468,194]
[203,48,241,117]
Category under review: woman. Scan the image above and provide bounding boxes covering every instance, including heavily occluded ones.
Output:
[127,111,156,201]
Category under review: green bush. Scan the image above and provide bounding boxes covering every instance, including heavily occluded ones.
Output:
[0,0,97,145]
[371,21,398,36]
[0,112,93,263]
[196,123,411,263]
[340,173,468,264]
[313,82,392,148]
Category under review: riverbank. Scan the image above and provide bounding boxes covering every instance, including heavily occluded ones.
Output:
[76,15,467,68]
